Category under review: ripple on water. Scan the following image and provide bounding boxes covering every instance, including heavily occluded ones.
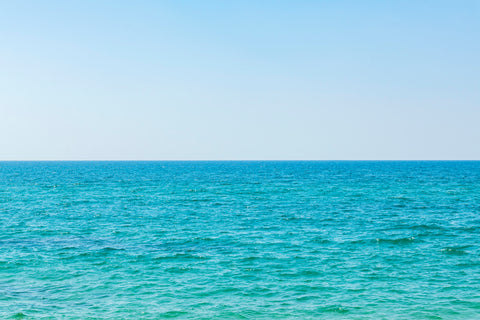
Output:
[440,246,471,256]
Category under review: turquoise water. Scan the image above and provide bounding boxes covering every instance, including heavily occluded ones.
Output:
[1,161,480,319]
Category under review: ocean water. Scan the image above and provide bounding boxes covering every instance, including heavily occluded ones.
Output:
[1,161,480,319]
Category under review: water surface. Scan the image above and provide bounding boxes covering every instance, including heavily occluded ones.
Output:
[1,161,479,319]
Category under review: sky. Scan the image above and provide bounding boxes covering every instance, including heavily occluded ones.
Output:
[1,1,479,160]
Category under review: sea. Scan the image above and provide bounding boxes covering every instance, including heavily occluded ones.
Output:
[1,161,479,319]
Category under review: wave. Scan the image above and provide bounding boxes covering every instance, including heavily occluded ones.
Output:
[441,245,471,256]
[375,236,416,244]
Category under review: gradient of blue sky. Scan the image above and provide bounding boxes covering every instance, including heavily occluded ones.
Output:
[1,1,479,160]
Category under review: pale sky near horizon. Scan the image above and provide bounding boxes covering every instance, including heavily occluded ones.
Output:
[1,1,479,160]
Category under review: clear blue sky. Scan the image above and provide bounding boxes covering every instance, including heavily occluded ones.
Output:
[1,1,479,160]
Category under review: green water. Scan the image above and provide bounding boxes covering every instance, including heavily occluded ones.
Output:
[1,161,480,319]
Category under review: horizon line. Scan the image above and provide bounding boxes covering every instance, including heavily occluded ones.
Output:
[1,159,479,162]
